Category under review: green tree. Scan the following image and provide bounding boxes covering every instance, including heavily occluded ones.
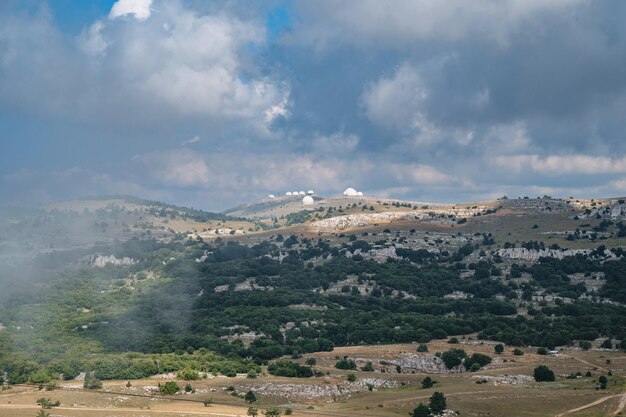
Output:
[513,348,524,356]
[247,407,259,416]
[534,366,555,382]
[245,390,257,403]
[429,392,447,414]
[421,376,435,389]
[347,373,356,382]
[412,403,432,417]
[494,344,504,354]
[305,357,317,366]
[203,398,213,407]
[417,344,429,352]
[599,375,608,389]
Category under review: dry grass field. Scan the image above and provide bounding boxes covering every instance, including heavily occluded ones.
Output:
[2,342,624,417]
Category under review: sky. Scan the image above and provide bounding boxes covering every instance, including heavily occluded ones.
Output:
[1,0,626,211]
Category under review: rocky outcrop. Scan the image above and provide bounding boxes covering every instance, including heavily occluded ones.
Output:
[387,354,464,374]
[576,202,626,219]
[472,374,533,385]
[240,378,399,400]
[92,255,137,267]
[495,248,599,262]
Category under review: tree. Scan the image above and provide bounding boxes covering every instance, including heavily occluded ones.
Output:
[599,375,608,389]
[347,373,356,382]
[494,344,504,354]
[417,344,429,352]
[440,348,467,369]
[579,341,592,350]
[245,390,257,404]
[247,407,259,416]
[203,398,213,407]
[534,366,555,382]
[513,348,524,356]
[305,357,317,366]
[429,392,447,414]
[421,376,435,389]
[412,403,432,417]
[601,339,613,349]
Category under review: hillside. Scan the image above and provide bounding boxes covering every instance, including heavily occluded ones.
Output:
[1,194,626,416]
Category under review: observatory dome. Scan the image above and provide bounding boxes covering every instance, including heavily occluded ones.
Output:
[302,195,314,205]
[356,191,363,196]
[286,192,292,196]
[343,187,358,196]
[307,190,314,195]
[268,194,276,199]
[298,191,306,196]
[292,191,299,196]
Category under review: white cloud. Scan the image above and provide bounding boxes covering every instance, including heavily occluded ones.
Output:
[137,149,211,187]
[390,163,454,185]
[109,0,153,21]
[294,0,587,48]
[77,21,109,56]
[311,132,359,155]
[495,154,626,174]
[362,64,428,130]
[182,136,201,146]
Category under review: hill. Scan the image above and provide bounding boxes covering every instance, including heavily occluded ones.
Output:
[1,194,626,416]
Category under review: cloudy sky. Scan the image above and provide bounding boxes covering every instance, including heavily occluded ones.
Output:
[1,0,626,210]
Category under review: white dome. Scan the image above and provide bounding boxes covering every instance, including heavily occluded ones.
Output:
[286,192,292,196]
[302,195,314,205]
[292,191,299,196]
[268,194,275,199]
[356,191,363,196]
[307,190,315,195]
[298,191,306,195]
[343,187,358,196]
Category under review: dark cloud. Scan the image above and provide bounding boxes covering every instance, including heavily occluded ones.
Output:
[1,0,626,209]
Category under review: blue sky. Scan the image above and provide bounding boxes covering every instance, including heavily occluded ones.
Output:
[1,0,626,210]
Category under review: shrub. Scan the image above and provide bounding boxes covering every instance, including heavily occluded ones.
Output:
[347,373,356,382]
[158,381,180,395]
[464,353,492,371]
[513,348,524,356]
[36,398,60,409]
[177,368,199,381]
[268,360,313,378]
[305,358,317,366]
[534,366,555,382]
[203,398,213,407]
[417,344,429,353]
[494,344,504,354]
[361,362,374,372]
[335,359,357,370]
[448,337,459,344]
[579,341,592,350]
